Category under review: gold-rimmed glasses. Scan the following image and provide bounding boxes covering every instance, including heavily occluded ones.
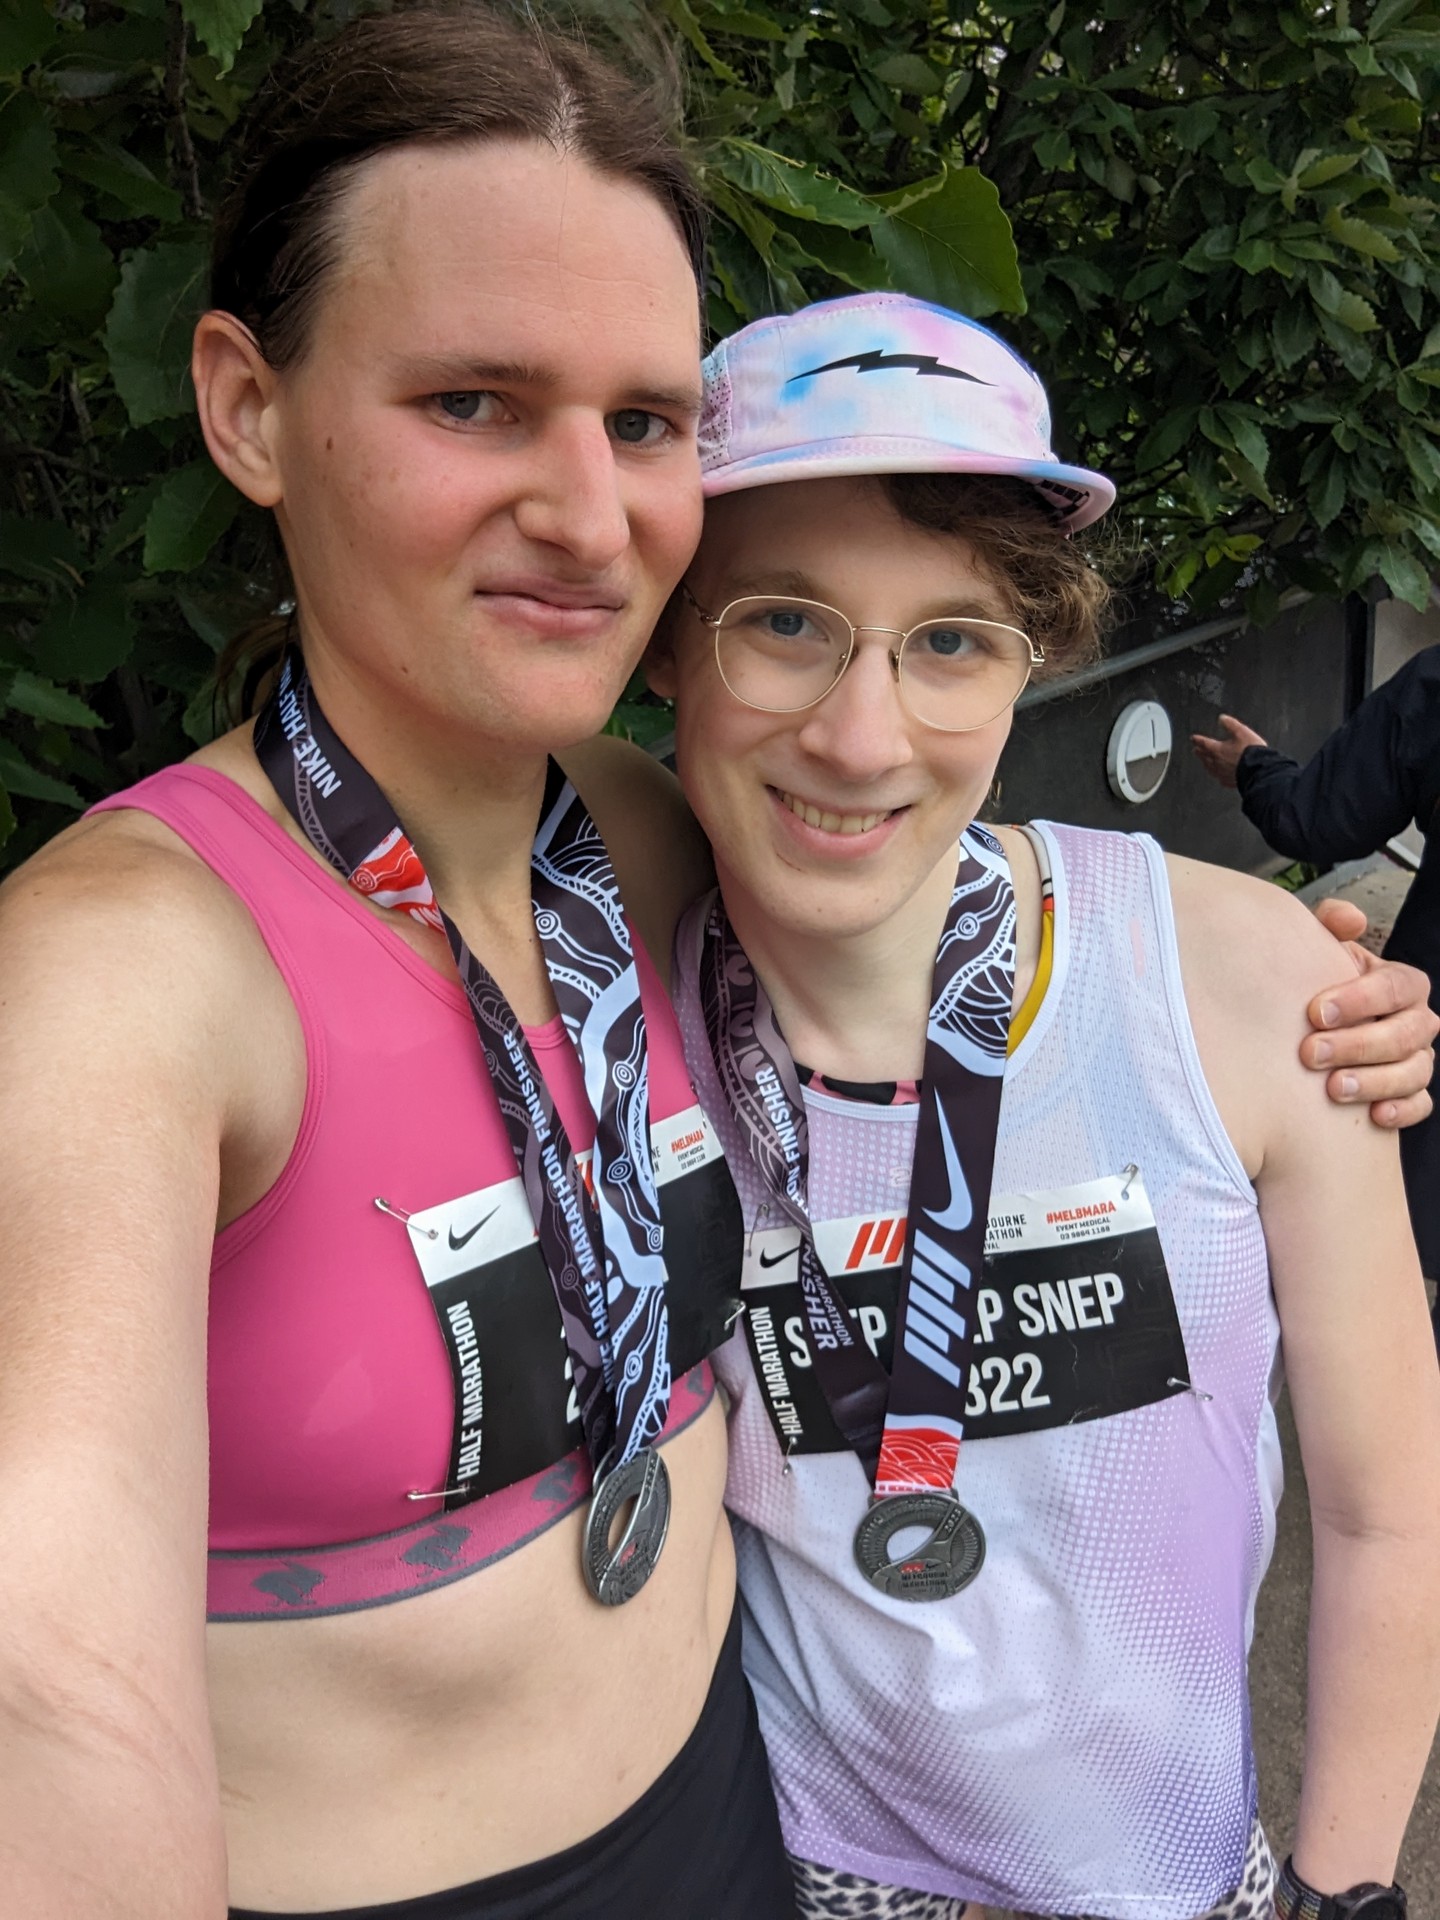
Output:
[681,584,1043,734]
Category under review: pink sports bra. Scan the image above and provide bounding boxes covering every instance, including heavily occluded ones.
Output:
[90,766,741,1619]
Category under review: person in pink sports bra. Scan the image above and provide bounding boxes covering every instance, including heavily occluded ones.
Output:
[0,11,1430,1920]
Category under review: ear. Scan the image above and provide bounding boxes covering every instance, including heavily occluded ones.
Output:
[192,311,284,509]
[643,597,680,699]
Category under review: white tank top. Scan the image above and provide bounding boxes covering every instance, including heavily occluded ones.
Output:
[673,821,1282,1919]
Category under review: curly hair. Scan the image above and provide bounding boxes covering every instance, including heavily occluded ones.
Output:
[878,473,1110,681]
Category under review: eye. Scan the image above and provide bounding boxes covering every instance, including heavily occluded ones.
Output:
[750,604,824,642]
[608,408,670,447]
[920,623,982,659]
[433,391,506,424]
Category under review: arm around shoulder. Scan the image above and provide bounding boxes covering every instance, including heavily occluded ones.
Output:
[0,817,259,1917]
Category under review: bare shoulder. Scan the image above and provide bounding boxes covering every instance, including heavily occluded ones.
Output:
[1164,850,1355,1012]
[1,805,268,1019]
[558,734,713,984]
[1163,851,1361,1174]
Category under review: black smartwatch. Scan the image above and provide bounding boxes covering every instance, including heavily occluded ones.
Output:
[1274,1855,1407,1920]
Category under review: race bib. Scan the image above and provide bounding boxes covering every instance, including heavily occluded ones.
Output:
[407,1105,740,1506]
[741,1170,1190,1456]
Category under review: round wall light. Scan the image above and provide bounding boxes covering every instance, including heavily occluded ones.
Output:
[1106,699,1173,804]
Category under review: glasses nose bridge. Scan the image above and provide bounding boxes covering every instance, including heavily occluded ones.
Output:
[840,620,905,686]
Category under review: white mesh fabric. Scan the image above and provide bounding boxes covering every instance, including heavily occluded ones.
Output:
[673,823,1281,1918]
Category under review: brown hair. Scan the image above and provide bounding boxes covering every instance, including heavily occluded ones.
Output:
[878,473,1110,680]
[210,1,707,370]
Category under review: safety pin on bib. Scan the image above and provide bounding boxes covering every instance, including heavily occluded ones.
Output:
[373,1196,439,1240]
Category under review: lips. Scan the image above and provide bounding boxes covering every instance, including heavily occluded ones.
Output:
[474,580,626,639]
[776,789,898,836]
[476,573,626,612]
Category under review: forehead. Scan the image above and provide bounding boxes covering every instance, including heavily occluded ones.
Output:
[693,477,1007,610]
[309,137,701,390]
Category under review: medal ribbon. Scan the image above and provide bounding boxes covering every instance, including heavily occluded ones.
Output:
[255,650,670,1486]
[700,825,1014,1496]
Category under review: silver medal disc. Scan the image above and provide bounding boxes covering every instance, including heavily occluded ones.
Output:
[582,1445,671,1606]
[853,1491,985,1601]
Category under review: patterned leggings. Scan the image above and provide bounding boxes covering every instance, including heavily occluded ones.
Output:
[790,1817,1277,1920]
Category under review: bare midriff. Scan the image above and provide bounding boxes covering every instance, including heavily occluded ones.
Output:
[209,1398,734,1911]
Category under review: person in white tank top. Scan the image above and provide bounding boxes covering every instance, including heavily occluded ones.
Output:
[644,295,1440,1920]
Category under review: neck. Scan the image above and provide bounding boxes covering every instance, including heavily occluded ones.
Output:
[300,643,548,929]
[718,856,958,1084]
[716,825,1042,1085]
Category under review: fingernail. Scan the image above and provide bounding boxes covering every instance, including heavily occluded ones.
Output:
[1321,1001,1341,1028]
[1338,1074,1359,1098]
[1312,1039,1333,1065]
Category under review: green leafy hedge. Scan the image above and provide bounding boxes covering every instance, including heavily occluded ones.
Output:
[2,0,1437,864]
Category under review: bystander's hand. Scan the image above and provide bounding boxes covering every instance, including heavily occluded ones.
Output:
[1306,897,1436,1128]
[1192,714,1267,786]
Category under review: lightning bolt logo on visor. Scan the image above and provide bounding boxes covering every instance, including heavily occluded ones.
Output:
[788,351,990,384]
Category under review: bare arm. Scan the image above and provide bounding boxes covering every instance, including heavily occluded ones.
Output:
[0,822,266,1917]
[1176,862,1440,1887]
[559,734,713,987]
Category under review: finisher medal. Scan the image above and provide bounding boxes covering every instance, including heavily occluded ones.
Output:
[583,1447,672,1606]
[700,825,1016,1601]
[853,1491,986,1602]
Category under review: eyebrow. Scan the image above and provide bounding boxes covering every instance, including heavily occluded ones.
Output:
[389,354,703,418]
[715,566,1012,623]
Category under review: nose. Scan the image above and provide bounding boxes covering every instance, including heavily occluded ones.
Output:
[512,410,631,574]
[793,635,914,782]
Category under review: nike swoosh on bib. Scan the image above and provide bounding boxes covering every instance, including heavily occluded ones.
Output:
[758,1247,799,1270]
[448,1206,500,1252]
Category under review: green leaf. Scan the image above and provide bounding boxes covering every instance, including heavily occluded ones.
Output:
[655,0,739,81]
[1135,405,1199,472]
[768,209,895,293]
[14,190,117,326]
[1296,153,1362,191]
[1220,408,1270,478]
[713,139,880,229]
[1376,544,1431,609]
[103,238,208,426]
[65,139,182,223]
[0,87,58,274]
[1331,290,1380,332]
[0,740,83,808]
[710,8,784,39]
[5,671,105,727]
[1323,209,1401,261]
[0,0,60,72]
[1033,129,1073,172]
[181,0,262,73]
[29,582,137,683]
[0,779,13,849]
[1309,453,1347,529]
[143,461,241,573]
[870,167,1023,318]
[1272,302,1317,368]
[872,53,941,95]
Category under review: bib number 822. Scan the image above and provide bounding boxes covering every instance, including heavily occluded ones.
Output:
[966,1351,1051,1417]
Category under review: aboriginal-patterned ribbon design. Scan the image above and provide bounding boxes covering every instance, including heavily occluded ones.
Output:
[700,824,1014,1495]
[255,650,670,1475]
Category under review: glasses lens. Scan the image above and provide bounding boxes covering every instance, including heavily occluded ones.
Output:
[901,619,1034,730]
[714,598,851,712]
